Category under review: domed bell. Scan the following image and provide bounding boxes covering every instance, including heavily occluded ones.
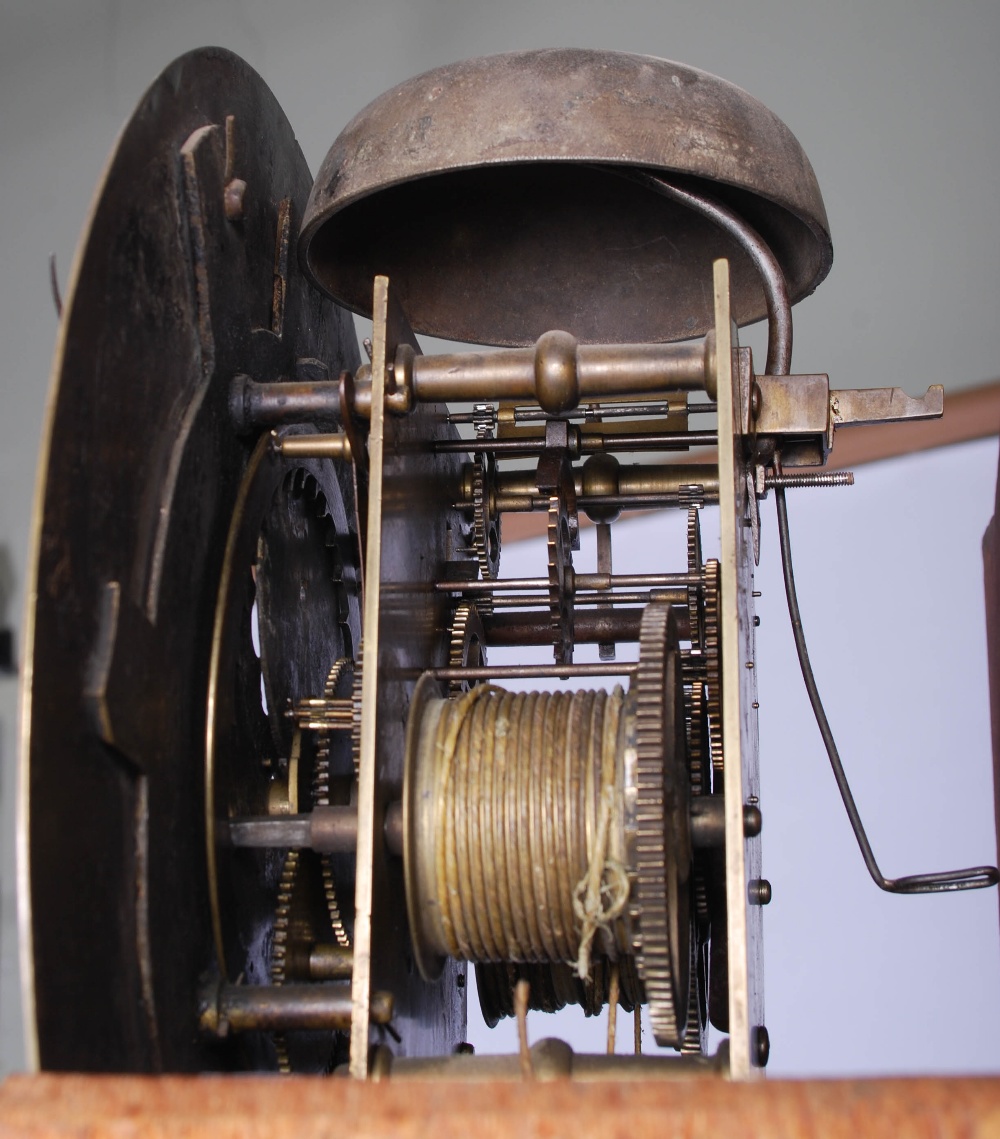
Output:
[299,49,832,347]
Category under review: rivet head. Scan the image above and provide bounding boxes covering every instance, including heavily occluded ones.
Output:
[752,1025,770,1067]
[742,805,762,838]
[748,878,772,905]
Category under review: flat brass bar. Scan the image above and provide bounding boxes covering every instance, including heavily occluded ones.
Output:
[714,259,761,1080]
[830,383,943,428]
[350,291,387,1074]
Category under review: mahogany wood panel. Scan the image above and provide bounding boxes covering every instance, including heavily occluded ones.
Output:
[1,1073,998,1138]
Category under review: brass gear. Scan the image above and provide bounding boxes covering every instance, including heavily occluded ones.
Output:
[686,679,709,799]
[679,935,709,1057]
[270,847,350,1074]
[448,603,487,695]
[270,849,300,1075]
[686,506,704,648]
[630,603,691,1048]
[312,656,354,807]
[471,453,502,582]
[351,641,364,776]
[703,560,724,777]
[271,653,355,1074]
[546,491,574,664]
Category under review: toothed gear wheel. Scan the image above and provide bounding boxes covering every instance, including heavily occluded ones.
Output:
[320,860,350,951]
[679,934,709,1057]
[686,506,704,648]
[703,560,724,777]
[631,603,691,1049]
[472,453,502,581]
[448,603,487,695]
[547,491,574,665]
[312,656,354,807]
[271,849,300,1075]
[686,679,709,799]
[351,641,364,775]
[270,847,349,1074]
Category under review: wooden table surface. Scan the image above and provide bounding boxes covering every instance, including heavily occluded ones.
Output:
[0,1073,997,1138]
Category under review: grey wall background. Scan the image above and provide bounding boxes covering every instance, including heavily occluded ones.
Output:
[0,0,998,1077]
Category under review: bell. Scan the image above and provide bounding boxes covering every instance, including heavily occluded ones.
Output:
[300,48,832,346]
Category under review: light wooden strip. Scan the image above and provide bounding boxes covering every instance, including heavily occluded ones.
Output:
[2,1073,999,1138]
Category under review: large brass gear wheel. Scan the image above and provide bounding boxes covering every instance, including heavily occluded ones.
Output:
[629,603,692,1049]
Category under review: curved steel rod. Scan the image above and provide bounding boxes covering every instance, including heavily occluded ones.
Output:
[774,489,998,892]
[633,170,998,894]
[629,172,791,376]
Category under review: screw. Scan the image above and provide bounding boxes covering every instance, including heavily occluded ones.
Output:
[752,1025,770,1067]
[748,878,772,905]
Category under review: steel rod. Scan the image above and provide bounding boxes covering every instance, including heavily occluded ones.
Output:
[484,609,644,645]
[489,589,686,610]
[433,431,717,455]
[430,663,637,680]
[222,807,359,853]
[435,572,700,594]
[199,981,392,1034]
